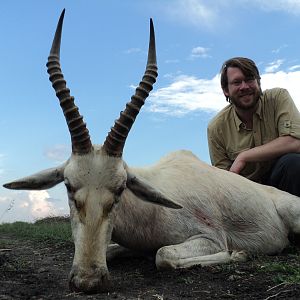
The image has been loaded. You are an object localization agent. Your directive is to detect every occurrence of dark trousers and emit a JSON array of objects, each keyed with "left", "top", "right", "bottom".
[{"left": 265, "top": 153, "right": 300, "bottom": 197}]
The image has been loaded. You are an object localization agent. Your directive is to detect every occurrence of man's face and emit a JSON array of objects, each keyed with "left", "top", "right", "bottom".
[{"left": 223, "top": 67, "right": 261, "bottom": 110}]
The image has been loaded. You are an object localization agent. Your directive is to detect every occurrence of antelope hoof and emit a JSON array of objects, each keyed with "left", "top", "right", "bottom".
[{"left": 231, "top": 250, "right": 248, "bottom": 262}]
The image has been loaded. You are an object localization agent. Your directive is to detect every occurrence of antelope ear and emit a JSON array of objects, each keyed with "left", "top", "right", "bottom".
[
  {"left": 3, "top": 163, "right": 66, "bottom": 190},
  {"left": 126, "top": 172, "right": 182, "bottom": 209}
]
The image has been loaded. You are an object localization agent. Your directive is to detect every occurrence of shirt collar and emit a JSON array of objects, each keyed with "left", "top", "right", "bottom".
[
  {"left": 232, "top": 108, "right": 243, "bottom": 131},
  {"left": 255, "top": 96, "right": 263, "bottom": 119},
  {"left": 232, "top": 96, "right": 263, "bottom": 131}
]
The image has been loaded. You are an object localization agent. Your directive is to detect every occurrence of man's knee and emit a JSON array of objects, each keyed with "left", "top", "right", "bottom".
[
  {"left": 271, "top": 153, "right": 300, "bottom": 177},
  {"left": 269, "top": 153, "right": 300, "bottom": 196}
]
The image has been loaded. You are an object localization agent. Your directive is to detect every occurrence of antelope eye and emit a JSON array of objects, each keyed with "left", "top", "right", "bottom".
[
  {"left": 115, "top": 186, "right": 125, "bottom": 197},
  {"left": 115, "top": 182, "right": 126, "bottom": 197}
]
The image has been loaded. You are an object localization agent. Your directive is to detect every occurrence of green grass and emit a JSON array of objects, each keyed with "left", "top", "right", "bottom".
[
  {"left": 0, "top": 239, "right": 9, "bottom": 249},
  {"left": 261, "top": 260, "right": 300, "bottom": 284},
  {"left": 0, "top": 216, "right": 72, "bottom": 243}
]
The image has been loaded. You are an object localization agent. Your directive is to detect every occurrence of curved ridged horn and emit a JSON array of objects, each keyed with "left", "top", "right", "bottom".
[
  {"left": 103, "top": 18, "right": 158, "bottom": 157},
  {"left": 46, "top": 9, "right": 92, "bottom": 154}
]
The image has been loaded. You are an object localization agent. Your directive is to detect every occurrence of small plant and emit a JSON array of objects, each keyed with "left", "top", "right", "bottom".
[
  {"left": 261, "top": 261, "right": 300, "bottom": 284},
  {"left": 0, "top": 199, "right": 15, "bottom": 222},
  {"left": 0, "top": 240, "right": 9, "bottom": 249}
]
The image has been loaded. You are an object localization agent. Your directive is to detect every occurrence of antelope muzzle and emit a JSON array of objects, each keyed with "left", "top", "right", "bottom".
[{"left": 69, "top": 264, "right": 111, "bottom": 293}]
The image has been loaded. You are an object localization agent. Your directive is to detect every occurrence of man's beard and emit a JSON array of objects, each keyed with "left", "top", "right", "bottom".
[{"left": 229, "top": 89, "right": 260, "bottom": 111}]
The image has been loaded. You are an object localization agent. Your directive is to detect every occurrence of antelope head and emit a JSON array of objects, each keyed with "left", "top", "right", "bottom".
[{"left": 3, "top": 10, "right": 181, "bottom": 293}]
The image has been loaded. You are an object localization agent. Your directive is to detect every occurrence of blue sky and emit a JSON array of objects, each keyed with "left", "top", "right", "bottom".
[{"left": 1, "top": 0, "right": 300, "bottom": 223}]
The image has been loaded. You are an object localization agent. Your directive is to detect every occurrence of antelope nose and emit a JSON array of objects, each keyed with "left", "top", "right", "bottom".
[{"left": 69, "top": 265, "right": 111, "bottom": 294}]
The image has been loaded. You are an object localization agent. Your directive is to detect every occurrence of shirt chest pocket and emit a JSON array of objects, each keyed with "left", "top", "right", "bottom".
[
  {"left": 226, "top": 130, "right": 255, "bottom": 161},
  {"left": 227, "top": 147, "right": 251, "bottom": 161}
]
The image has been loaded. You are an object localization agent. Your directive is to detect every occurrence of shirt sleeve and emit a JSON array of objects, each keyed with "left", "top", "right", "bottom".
[
  {"left": 275, "top": 89, "right": 300, "bottom": 139},
  {"left": 207, "top": 125, "right": 232, "bottom": 170}
]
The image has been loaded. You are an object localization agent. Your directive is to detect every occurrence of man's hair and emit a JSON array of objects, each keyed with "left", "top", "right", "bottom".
[{"left": 220, "top": 57, "right": 261, "bottom": 91}]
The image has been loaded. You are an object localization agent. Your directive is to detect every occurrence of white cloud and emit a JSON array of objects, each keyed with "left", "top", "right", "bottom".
[
  {"left": 44, "top": 144, "right": 70, "bottom": 163},
  {"left": 0, "top": 196, "right": 9, "bottom": 203},
  {"left": 148, "top": 74, "right": 224, "bottom": 116},
  {"left": 264, "top": 59, "right": 284, "bottom": 73},
  {"left": 165, "top": 59, "right": 180, "bottom": 64},
  {"left": 190, "top": 47, "right": 211, "bottom": 59},
  {"left": 163, "top": 71, "right": 183, "bottom": 80},
  {"left": 26, "top": 190, "right": 57, "bottom": 219},
  {"left": 125, "top": 48, "right": 142, "bottom": 54},
  {"left": 261, "top": 71, "right": 300, "bottom": 109},
  {"left": 0, "top": 190, "right": 68, "bottom": 223},
  {"left": 247, "top": 0, "right": 300, "bottom": 15},
  {"left": 148, "top": 70, "right": 300, "bottom": 116},
  {"left": 272, "top": 44, "right": 288, "bottom": 54},
  {"left": 0, "top": 153, "right": 5, "bottom": 178},
  {"left": 161, "top": 0, "right": 300, "bottom": 31},
  {"left": 288, "top": 65, "right": 300, "bottom": 71},
  {"left": 163, "top": 0, "right": 220, "bottom": 30}
]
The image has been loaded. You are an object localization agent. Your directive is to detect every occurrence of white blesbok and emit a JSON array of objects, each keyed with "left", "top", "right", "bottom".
[{"left": 3, "top": 10, "right": 300, "bottom": 294}]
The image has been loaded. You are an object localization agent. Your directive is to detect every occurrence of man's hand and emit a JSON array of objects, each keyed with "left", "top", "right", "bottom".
[
  {"left": 229, "top": 136, "right": 300, "bottom": 174},
  {"left": 230, "top": 153, "right": 246, "bottom": 174}
]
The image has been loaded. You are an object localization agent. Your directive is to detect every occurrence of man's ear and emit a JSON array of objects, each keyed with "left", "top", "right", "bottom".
[
  {"left": 222, "top": 87, "right": 229, "bottom": 98},
  {"left": 3, "top": 163, "right": 66, "bottom": 190},
  {"left": 126, "top": 172, "right": 182, "bottom": 209}
]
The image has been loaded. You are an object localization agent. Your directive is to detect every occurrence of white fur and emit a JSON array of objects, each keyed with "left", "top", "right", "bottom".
[{"left": 5, "top": 146, "right": 300, "bottom": 292}]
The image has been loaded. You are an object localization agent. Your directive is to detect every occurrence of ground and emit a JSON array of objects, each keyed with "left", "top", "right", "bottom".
[{"left": 1, "top": 234, "right": 300, "bottom": 300}]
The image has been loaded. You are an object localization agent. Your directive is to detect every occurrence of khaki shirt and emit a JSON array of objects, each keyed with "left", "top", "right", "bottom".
[{"left": 207, "top": 88, "right": 300, "bottom": 182}]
